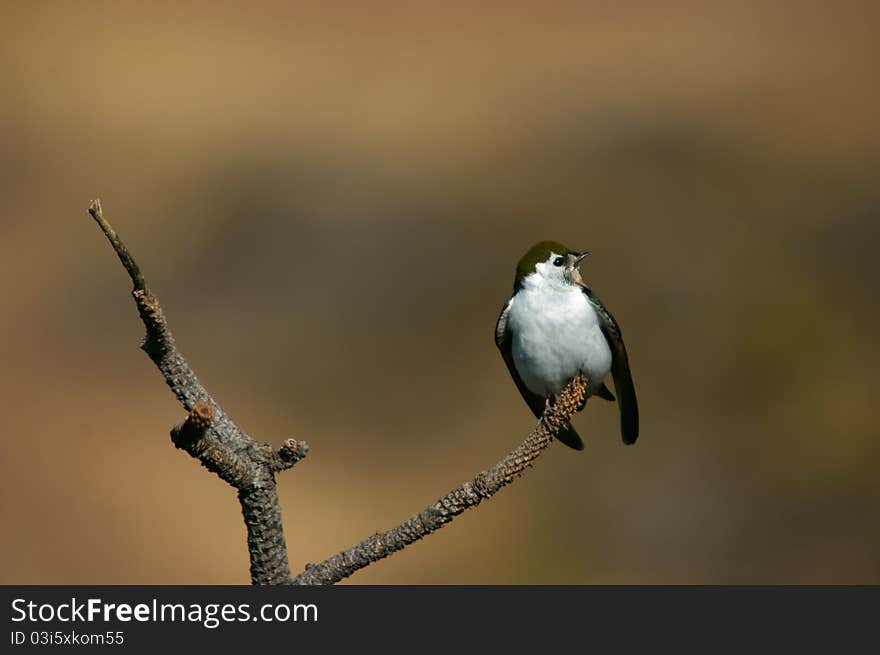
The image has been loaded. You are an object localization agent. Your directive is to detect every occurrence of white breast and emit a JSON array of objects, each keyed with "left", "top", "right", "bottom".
[{"left": 507, "top": 282, "right": 612, "bottom": 397}]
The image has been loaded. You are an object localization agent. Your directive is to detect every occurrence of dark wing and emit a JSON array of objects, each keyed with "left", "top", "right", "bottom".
[
  {"left": 495, "top": 297, "right": 584, "bottom": 450},
  {"left": 582, "top": 287, "right": 639, "bottom": 444}
]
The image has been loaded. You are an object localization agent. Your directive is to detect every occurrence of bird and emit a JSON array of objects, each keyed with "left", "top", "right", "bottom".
[{"left": 495, "top": 241, "right": 639, "bottom": 449}]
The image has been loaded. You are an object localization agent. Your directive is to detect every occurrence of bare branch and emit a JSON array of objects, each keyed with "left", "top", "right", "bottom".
[
  {"left": 88, "top": 200, "right": 304, "bottom": 585},
  {"left": 291, "top": 374, "right": 589, "bottom": 585},
  {"left": 89, "top": 199, "right": 145, "bottom": 292}
]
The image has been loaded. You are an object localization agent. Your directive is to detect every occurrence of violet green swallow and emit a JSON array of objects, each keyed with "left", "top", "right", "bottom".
[{"left": 495, "top": 241, "right": 639, "bottom": 449}]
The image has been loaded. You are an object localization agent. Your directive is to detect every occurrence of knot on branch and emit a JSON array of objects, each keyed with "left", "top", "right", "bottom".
[
  {"left": 171, "top": 402, "right": 214, "bottom": 447},
  {"left": 170, "top": 403, "right": 257, "bottom": 489},
  {"left": 133, "top": 289, "right": 161, "bottom": 317},
  {"left": 269, "top": 438, "right": 310, "bottom": 473},
  {"left": 132, "top": 289, "right": 172, "bottom": 357}
]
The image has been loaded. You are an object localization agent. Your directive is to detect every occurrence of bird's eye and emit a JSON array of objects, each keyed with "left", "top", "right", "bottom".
[{"left": 553, "top": 257, "right": 564, "bottom": 267}]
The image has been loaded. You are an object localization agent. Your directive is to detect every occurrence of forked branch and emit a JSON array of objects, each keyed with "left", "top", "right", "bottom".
[
  {"left": 88, "top": 199, "right": 587, "bottom": 585},
  {"left": 89, "top": 199, "right": 304, "bottom": 585}
]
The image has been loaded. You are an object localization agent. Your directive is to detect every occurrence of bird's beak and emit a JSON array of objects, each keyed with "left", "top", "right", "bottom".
[{"left": 575, "top": 251, "right": 591, "bottom": 266}]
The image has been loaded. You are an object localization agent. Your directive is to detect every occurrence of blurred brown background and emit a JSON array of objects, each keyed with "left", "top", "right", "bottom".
[{"left": 2, "top": 2, "right": 878, "bottom": 584}]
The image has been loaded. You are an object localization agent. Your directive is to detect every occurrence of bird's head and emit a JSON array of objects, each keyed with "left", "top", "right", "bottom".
[{"left": 514, "top": 241, "right": 590, "bottom": 290}]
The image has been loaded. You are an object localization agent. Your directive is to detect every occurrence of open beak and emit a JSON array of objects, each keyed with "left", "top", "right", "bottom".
[{"left": 574, "top": 251, "right": 591, "bottom": 266}]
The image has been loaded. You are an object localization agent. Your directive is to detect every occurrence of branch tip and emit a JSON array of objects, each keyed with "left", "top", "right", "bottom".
[
  {"left": 88, "top": 198, "right": 102, "bottom": 218},
  {"left": 272, "top": 438, "right": 310, "bottom": 472},
  {"left": 87, "top": 199, "right": 146, "bottom": 291}
]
